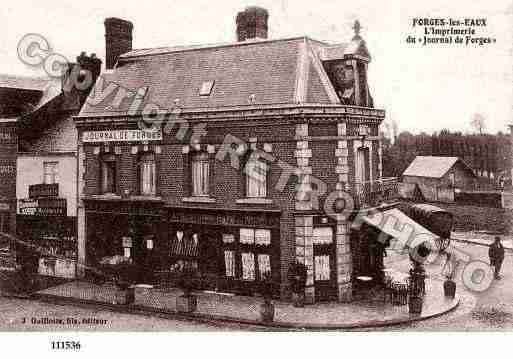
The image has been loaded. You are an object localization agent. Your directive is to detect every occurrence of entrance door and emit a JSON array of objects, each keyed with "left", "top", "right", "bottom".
[
  {"left": 313, "top": 227, "right": 336, "bottom": 301},
  {"left": 198, "top": 228, "right": 221, "bottom": 290}
]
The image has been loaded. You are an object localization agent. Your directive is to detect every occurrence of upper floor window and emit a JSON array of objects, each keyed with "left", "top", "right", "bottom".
[
  {"left": 101, "top": 154, "right": 117, "bottom": 194},
  {"left": 139, "top": 152, "right": 156, "bottom": 196},
  {"left": 245, "top": 155, "right": 268, "bottom": 198},
  {"left": 191, "top": 152, "right": 209, "bottom": 197},
  {"left": 43, "top": 162, "right": 58, "bottom": 184}
]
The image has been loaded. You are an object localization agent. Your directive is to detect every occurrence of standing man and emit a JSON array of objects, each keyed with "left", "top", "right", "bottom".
[{"left": 489, "top": 236, "right": 505, "bottom": 279}]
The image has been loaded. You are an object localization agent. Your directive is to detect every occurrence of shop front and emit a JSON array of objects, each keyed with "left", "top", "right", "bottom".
[
  {"left": 166, "top": 207, "right": 281, "bottom": 297},
  {"left": 83, "top": 198, "right": 165, "bottom": 283},
  {"left": 16, "top": 183, "right": 77, "bottom": 278},
  {"left": 84, "top": 199, "right": 282, "bottom": 296}
]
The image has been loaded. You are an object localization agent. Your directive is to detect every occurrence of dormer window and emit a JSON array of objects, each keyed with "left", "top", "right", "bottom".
[{"left": 199, "top": 81, "right": 215, "bottom": 96}]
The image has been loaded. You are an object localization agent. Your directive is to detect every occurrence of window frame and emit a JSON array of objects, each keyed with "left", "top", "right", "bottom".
[
  {"left": 243, "top": 151, "right": 269, "bottom": 199},
  {"left": 43, "top": 161, "right": 58, "bottom": 185},
  {"left": 100, "top": 154, "right": 117, "bottom": 195},
  {"left": 191, "top": 151, "right": 210, "bottom": 197},
  {"left": 138, "top": 152, "right": 157, "bottom": 196}
]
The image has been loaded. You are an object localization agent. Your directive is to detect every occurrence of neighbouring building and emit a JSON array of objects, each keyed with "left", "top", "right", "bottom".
[
  {"left": 0, "top": 75, "right": 55, "bottom": 270},
  {"left": 73, "top": 8, "right": 410, "bottom": 304},
  {"left": 14, "top": 53, "right": 101, "bottom": 278},
  {"left": 401, "top": 156, "right": 477, "bottom": 202}
]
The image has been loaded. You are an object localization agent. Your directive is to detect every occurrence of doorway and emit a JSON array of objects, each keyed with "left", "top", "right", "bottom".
[{"left": 313, "top": 226, "right": 336, "bottom": 301}]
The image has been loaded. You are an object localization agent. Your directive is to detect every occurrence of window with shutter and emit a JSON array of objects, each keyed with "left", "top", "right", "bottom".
[
  {"left": 139, "top": 152, "right": 156, "bottom": 196},
  {"left": 191, "top": 152, "right": 209, "bottom": 196},
  {"left": 245, "top": 156, "right": 268, "bottom": 198},
  {"left": 101, "top": 155, "right": 117, "bottom": 194}
]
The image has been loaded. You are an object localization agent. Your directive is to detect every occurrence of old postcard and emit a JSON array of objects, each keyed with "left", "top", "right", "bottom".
[{"left": 0, "top": 0, "right": 512, "bottom": 355}]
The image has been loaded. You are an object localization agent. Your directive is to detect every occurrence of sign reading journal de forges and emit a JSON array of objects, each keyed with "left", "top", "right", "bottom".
[{"left": 82, "top": 129, "right": 162, "bottom": 143}]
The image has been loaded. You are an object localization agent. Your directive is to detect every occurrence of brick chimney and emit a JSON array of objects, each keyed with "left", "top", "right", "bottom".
[
  {"left": 61, "top": 52, "right": 102, "bottom": 107},
  {"left": 76, "top": 52, "right": 102, "bottom": 104},
  {"left": 236, "top": 6, "right": 269, "bottom": 42},
  {"left": 104, "top": 17, "right": 133, "bottom": 70}
]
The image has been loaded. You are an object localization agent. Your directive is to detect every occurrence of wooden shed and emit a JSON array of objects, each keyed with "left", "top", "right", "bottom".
[{"left": 401, "top": 156, "right": 477, "bottom": 202}]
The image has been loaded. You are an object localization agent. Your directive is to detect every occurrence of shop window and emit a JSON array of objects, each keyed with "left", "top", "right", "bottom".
[
  {"left": 255, "top": 229, "right": 271, "bottom": 245},
  {"left": 43, "top": 161, "right": 58, "bottom": 184},
  {"left": 240, "top": 228, "right": 271, "bottom": 245},
  {"left": 241, "top": 252, "right": 255, "bottom": 281},
  {"left": 224, "top": 250, "right": 235, "bottom": 277},
  {"left": 257, "top": 254, "right": 271, "bottom": 277},
  {"left": 240, "top": 228, "right": 254, "bottom": 244},
  {"left": 191, "top": 152, "right": 209, "bottom": 196},
  {"left": 222, "top": 234, "right": 235, "bottom": 244},
  {"left": 313, "top": 227, "right": 333, "bottom": 245},
  {"left": 314, "top": 255, "right": 330, "bottom": 281},
  {"left": 101, "top": 155, "right": 117, "bottom": 194},
  {"left": 236, "top": 228, "right": 272, "bottom": 282},
  {"left": 245, "top": 154, "right": 268, "bottom": 198},
  {"left": 139, "top": 152, "right": 156, "bottom": 196}
]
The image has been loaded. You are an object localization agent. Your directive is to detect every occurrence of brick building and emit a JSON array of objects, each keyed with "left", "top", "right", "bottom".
[
  {"left": 75, "top": 8, "right": 399, "bottom": 303},
  {"left": 12, "top": 54, "right": 100, "bottom": 278}
]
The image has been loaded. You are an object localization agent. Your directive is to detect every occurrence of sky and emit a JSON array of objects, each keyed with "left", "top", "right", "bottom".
[{"left": 1, "top": 0, "right": 512, "bottom": 134}]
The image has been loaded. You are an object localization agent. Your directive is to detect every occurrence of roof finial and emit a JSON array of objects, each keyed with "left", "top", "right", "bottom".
[{"left": 352, "top": 20, "right": 362, "bottom": 40}]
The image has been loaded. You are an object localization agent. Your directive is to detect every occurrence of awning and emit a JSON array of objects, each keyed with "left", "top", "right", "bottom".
[{"left": 360, "top": 208, "right": 439, "bottom": 250}]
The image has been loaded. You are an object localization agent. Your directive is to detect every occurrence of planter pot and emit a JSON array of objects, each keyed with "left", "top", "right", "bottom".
[
  {"left": 260, "top": 301, "right": 275, "bottom": 323},
  {"left": 408, "top": 296, "right": 423, "bottom": 315},
  {"left": 176, "top": 294, "right": 197, "bottom": 313},
  {"left": 292, "top": 292, "right": 305, "bottom": 307},
  {"left": 443, "top": 279, "right": 456, "bottom": 298}
]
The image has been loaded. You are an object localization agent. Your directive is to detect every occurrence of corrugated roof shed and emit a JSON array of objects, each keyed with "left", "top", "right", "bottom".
[{"left": 402, "top": 156, "right": 476, "bottom": 178}]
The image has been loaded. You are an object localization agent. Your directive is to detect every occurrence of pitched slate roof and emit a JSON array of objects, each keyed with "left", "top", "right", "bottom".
[
  {"left": 0, "top": 74, "right": 50, "bottom": 91},
  {"left": 402, "top": 156, "right": 476, "bottom": 178},
  {"left": 79, "top": 36, "right": 370, "bottom": 117}
]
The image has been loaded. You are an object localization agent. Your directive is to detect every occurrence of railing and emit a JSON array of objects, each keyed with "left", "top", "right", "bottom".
[{"left": 353, "top": 177, "right": 399, "bottom": 209}]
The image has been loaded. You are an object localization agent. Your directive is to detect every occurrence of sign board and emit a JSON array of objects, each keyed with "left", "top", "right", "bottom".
[
  {"left": 19, "top": 198, "right": 67, "bottom": 216},
  {"left": 29, "top": 183, "right": 59, "bottom": 199},
  {"left": 82, "top": 129, "right": 162, "bottom": 143}
]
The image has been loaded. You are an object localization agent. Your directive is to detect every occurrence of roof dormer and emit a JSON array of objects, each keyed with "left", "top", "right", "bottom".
[{"left": 319, "top": 20, "right": 373, "bottom": 107}]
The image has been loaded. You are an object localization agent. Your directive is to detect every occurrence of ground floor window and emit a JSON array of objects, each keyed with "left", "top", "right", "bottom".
[
  {"left": 16, "top": 215, "right": 77, "bottom": 279},
  {"left": 166, "top": 223, "right": 277, "bottom": 294},
  {"left": 241, "top": 252, "right": 256, "bottom": 280},
  {"left": 233, "top": 228, "right": 272, "bottom": 281},
  {"left": 224, "top": 250, "right": 235, "bottom": 277}
]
